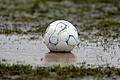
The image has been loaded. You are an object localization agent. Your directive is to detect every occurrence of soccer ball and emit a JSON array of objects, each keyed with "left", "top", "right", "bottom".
[{"left": 44, "top": 20, "right": 79, "bottom": 52}]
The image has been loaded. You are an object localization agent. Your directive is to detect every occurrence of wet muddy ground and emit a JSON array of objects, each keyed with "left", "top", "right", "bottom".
[
  {"left": 0, "top": 0, "right": 120, "bottom": 79},
  {"left": 0, "top": 34, "right": 119, "bottom": 68}
]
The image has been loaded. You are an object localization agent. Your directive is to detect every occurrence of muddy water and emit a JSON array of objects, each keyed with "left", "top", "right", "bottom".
[{"left": 0, "top": 34, "right": 120, "bottom": 67}]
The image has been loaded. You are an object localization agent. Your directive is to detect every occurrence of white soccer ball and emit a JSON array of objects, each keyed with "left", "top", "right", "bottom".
[{"left": 44, "top": 20, "right": 79, "bottom": 52}]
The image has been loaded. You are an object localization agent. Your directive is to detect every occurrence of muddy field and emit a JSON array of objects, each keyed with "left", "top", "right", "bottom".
[
  {"left": 0, "top": 0, "right": 120, "bottom": 80},
  {"left": 0, "top": 34, "right": 120, "bottom": 67}
]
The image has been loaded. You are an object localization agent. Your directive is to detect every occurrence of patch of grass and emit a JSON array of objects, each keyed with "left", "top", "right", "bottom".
[
  {"left": 0, "top": 63, "right": 120, "bottom": 79},
  {"left": 0, "top": 28, "right": 22, "bottom": 34},
  {"left": 11, "top": 16, "right": 39, "bottom": 22},
  {"left": 70, "top": 0, "right": 120, "bottom": 4},
  {"left": 27, "top": 24, "right": 48, "bottom": 33},
  {"left": 98, "top": 20, "right": 120, "bottom": 31},
  {"left": 82, "top": 19, "right": 120, "bottom": 32},
  {"left": 0, "top": 24, "right": 48, "bottom": 34},
  {"left": 8, "top": 64, "right": 33, "bottom": 75}
]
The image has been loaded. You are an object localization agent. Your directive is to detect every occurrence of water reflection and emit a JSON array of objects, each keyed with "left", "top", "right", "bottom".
[{"left": 44, "top": 52, "right": 75, "bottom": 66}]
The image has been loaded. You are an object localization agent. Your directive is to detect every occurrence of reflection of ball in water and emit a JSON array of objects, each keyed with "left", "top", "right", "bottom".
[
  {"left": 44, "top": 20, "right": 79, "bottom": 52},
  {"left": 44, "top": 52, "right": 75, "bottom": 66}
]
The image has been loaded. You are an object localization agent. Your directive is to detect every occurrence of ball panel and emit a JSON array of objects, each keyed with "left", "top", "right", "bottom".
[
  {"left": 59, "top": 31, "right": 69, "bottom": 42},
  {"left": 66, "top": 45, "right": 74, "bottom": 51},
  {"left": 49, "top": 34, "right": 58, "bottom": 45},
  {"left": 46, "top": 25, "right": 55, "bottom": 35},
  {"left": 47, "top": 43, "right": 57, "bottom": 51},
  {"left": 56, "top": 41, "right": 68, "bottom": 51},
  {"left": 67, "top": 35, "right": 77, "bottom": 46}
]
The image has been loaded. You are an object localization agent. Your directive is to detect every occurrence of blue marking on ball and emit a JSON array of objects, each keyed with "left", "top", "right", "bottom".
[{"left": 44, "top": 20, "right": 79, "bottom": 52}]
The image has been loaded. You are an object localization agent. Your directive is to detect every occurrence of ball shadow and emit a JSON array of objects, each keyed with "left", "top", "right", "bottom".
[{"left": 44, "top": 52, "right": 75, "bottom": 66}]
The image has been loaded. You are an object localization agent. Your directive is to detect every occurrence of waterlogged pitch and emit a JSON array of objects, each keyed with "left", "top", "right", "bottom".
[{"left": 44, "top": 20, "right": 79, "bottom": 52}]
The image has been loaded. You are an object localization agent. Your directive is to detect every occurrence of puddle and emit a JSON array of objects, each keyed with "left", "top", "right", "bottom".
[
  {"left": 0, "top": 34, "right": 120, "bottom": 67},
  {"left": 44, "top": 52, "right": 75, "bottom": 66}
]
